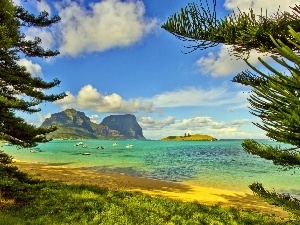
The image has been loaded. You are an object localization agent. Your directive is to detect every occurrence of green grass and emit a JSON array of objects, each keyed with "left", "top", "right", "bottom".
[
  {"left": 1, "top": 182, "right": 292, "bottom": 225},
  {"left": 0, "top": 152, "right": 297, "bottom": 225}
]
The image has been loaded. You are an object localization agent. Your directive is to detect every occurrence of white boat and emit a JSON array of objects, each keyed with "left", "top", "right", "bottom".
[
  {"left": 113, "top": 142, "right": 118, "bottom": 146},
  {"left": 82, "top": 152, "right": 91, "bottom": 155},
  {"left": 4, "top": 142, "right": 12, "bottom": 146},
  {"left": 74, "top": 142, "right": 84, "bottom": 146},
  {"left": 30, "top": 147, "right": 42, "bottom": 153},
  {"left": 126, "top": 144, "right": 133, "bottom": 148}
]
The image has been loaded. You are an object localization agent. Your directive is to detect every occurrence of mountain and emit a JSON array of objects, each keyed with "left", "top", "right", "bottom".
[
  {"left": 41, "top": 109, "right": 146, "bottom": 140},
  {"left": 100, "top": 114, "right": 145, "bottom": 140}
]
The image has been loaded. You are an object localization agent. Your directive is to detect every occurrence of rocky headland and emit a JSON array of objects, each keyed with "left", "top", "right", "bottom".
[{"left": 41, "top": 109, "right": 146, "bottom": 140}]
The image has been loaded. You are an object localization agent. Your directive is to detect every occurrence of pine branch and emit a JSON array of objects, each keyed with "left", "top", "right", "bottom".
[
  {"left": 249, "top": 182, "right": 300, "bottom": 216},
  {"left": 15, "top": 7, "right": 60, "bottom": 27},
  {"left": 242, "top": 139, "right": 300, "bottom": 167},
  {"left": 162, "top": 2, "right": 300, "bottom": 57}
]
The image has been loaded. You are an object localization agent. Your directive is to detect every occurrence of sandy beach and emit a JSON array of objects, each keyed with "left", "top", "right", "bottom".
[{"left": 12, "top": 160, "right": 289, "bottom": 219}]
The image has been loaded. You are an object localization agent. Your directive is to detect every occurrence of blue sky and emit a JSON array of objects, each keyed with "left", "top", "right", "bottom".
[{"left": 14, "top": 0, "right": 298, "bottom": 140}]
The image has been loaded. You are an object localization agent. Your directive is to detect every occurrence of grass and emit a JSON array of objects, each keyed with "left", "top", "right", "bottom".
[{"left": 0, "top": 152, "right": 297, "bottom": 225}]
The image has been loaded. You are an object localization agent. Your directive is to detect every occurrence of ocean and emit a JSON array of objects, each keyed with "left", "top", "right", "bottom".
[{"left": 1, "top": 139, "right": 299, "bottom": 196}]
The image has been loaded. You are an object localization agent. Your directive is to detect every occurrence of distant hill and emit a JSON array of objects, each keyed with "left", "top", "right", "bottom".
[
  {"left": 41, "top": 109, "right": 146, "bottom": 140},
  {"left": 162, "top": 134, "right": 217, "bottom": 141},
  {"left": 101, "top": 114, "right": 145, "bottom": 140}
]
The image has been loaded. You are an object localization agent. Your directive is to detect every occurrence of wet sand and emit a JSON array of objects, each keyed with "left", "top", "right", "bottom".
[{"left": 13, "top": 160, "right": 289, "bottom": 219}]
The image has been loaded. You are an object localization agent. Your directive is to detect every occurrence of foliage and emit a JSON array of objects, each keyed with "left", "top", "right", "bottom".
[
  {"left": 249, "top": 183, "right": 300, "bottom": 217},
  {"left": 161, "top": 0, "right": 300, "bottom": 57},
  {"left": 0, "top": 152, "right": 44, "bottom": 204},
  {"left": 0, "top": 0, "right": 66, "bottom": 148},
  {"left": 233, "top": 28, "right": 300, "bottom": 150},
  {"left": 235, "top": 26, "right": 300, "bottom": 216},
  {"left": 242, "top": 140, "right": 300, "bottom": 168},
  {"left": 0, "top": 151, "right": 13, "bottom": 165},
  {"left": 162, "top": 0, "right": 300, "bottom": 216}
]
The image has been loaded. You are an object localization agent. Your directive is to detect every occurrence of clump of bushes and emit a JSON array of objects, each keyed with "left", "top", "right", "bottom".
[{"left": 0, "top": 151, "right": 45, "bottom": 204}]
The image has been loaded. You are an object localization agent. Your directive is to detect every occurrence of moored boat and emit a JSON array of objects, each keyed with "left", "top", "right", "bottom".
[
  {"left": 82, "top": 152, "right": 91, "bottom": 155},
  {"left": 74, "top": 142, "right": 84, "bottom": 146}
]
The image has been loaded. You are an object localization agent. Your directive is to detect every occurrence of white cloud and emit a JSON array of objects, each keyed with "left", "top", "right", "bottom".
[
  {"left": 230, "top": 119, "right": 252, "bottom": 126},
  {"left": 17, "top": 59, "right": 43, "bottom": 77},
  {"left": 195, "top": 45, "right": 270, "bottom": 77},
  {"left": 140, "top": 116, "right": 250, "bottom": 131},
  {"left": 56, "top": 85, "right": 249, "bottom": 115},
  {"left": 150, "top": 87, "right": 227, "bottom": 107},
  {"left": 139, "top": 116, "right": 264, "bottom": 140},
  {"left": 25, "top": 27, "right": 56, "bottom": 50},
  {"left": 24, "top": 112, "right": 51, "bottom": 126},
  {"left": 38, "top": 113, "right": 51, "bottom": 124},
  {"left": 174, "top": 117, "right": 226, "bottom": 130},
  {"left": 12, "top": 0, "right": 21, "bottom": 5},
  {"left": 55, "top": 0, "right": 158, "bottom": 56},
  {"left": 138, "top": 116, "right": 175, "bottom": 129},
  {"left": 36, "top": 0, "right": 52, "bottom": 15},
  {"left": 149, "top": 86, "right": 249, "bottom": 108},
  {"left": 88, "top": 114, "right": 100, "bottom": 123},
  {"left": 224, "top": 0, "right": 299, "bottom": 14},
  {"left": 56, "top": 84, "right": 155, "bottom": 113}
]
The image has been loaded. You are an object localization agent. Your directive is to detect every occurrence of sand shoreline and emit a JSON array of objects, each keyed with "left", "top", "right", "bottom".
[{"left": 12, "top": 160, "right": 289, "bottom": 218}]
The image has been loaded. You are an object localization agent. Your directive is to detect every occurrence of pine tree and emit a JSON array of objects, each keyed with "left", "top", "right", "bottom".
[
  {"left": 0, "top": 0, "right": 66, "bottom": 148},
  {"left": 162, "top": 0, "right": 300, "bottom": 215}
]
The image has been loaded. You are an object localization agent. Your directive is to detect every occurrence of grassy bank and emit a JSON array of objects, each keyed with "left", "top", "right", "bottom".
[
  {"left": 0, "top": 182, "right": 293, "bottom": 225},
  {"left": 0, "top": 153, "right": 297, "bottom": 224}
]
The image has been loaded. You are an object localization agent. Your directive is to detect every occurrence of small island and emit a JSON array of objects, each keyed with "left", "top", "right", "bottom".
[{"left": 162, "top": 133, "right": 217, "bottom": 141}]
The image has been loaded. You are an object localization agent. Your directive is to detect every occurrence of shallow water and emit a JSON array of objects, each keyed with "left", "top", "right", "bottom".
[{"left": 2, "top": 139, "right": 299, "bottom": 195}]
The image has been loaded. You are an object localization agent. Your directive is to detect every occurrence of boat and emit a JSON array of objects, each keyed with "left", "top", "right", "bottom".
[
  {"left": 74, "top": 142, "right": 84, "bottom": 146},
  {"left": 97, "top": 146, "right": 105, "bottom": 150},
  {"left": 113, "top": 142, "right": 118, "bottom": 146},
  {"left": 82, "top": 145, "right": 87, "bottom": 148},
  {"left": 82, "top": 152, "right": 91, "bottom": 155},
  {"left": 4, "top": 142, "right": 12, "bottom": 146},
  {"left": 30, "top": 147, "right": 42, "bottom": 153},
  {"left": 126, "top": 144, "right": 133, "bottom": 148}
]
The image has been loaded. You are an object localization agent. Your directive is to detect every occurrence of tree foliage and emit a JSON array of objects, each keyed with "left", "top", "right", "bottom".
[
  {"left": 0, "top": 0, "right": 66, "bottom": 147},
  {"left": 234, "top": 27, "right": 300, "bottom": 164},
  {"left": 162, "top": 0, "right": 300, "bottom": 57},
  {"left": 162, "top": 0, "right": 300, "bottom": 216}
]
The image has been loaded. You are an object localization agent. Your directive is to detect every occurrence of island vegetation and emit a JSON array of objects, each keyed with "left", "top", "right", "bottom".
[{"left": 162, "top": 133, "right": 217, "bottom": 141}]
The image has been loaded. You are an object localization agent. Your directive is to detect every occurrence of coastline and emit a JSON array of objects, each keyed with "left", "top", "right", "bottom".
[{"left": 12, "top": 160, "right": 289, "bottom": 219}]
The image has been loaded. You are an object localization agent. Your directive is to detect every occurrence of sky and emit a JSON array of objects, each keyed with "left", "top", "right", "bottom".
[{"left": 13, "top": 0, "right": 299, "bottom": 140}]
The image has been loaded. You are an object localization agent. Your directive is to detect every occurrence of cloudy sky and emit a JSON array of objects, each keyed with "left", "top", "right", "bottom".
[{"left": 15, "top": 0, "right": 298, "bottom": 140}]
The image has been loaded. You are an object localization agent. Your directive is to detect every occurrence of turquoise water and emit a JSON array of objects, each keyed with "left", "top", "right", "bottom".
[{"left": 1, "top": 139, "right": 299, "bottom": 195}]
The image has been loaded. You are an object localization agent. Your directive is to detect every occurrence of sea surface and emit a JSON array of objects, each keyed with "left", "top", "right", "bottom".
[{"left": 1, "top": 139, "right": 299, "bottom": 196}]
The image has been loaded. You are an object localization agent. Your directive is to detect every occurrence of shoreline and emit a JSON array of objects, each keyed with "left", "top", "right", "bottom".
[{"left": 12, "top": 160, "right": 289, "bottom": 219}]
